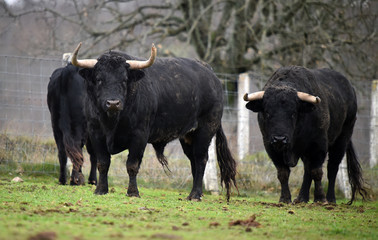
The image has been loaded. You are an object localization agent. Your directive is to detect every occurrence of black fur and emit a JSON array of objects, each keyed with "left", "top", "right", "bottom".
[
  {"left": 80, "top": 51, "right": 237, "bottom": 200},
  {"left": 245, "top": 66, "right": 368, "bottom": 204},
  {"left": 47, "top": 64, "right": 97, "bottom": 185}
]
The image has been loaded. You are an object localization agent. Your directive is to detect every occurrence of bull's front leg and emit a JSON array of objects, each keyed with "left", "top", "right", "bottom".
[
  {"left": 94, "top": 152, "right": 111, "bottom": 195},
  {"left": 187, "top": 152, "right": 208, "bottom": 201},
  {"left": 277, "top": 166, "right": 291, "bottom": 203},
  {"left": 126, "top": 138, "right": 147, "bottom": 198},
  {"left": 89, "top": 134, "right": 110, "bottom": 195}
]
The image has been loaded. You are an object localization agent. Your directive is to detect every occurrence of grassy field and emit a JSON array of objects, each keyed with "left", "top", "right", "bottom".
[{"left": 0, "top": 174, "right": 377, "bottom": 240}]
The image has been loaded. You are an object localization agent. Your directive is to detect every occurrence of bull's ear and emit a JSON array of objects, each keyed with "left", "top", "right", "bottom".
[
  {"left": 245, "top": 100, "right": 263, "bottom": 112},
  {"left": 299, "top": 101, "right": 316, "bottom": 113},
  {"left": 129, "top": 69, "right": 145, "bottom": 82}
]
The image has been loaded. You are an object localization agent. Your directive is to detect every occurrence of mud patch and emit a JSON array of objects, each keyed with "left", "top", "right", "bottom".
[
  {"left": 28, "top": 231, "right": 57, "bottom": 240},
  {"left": 257, "top": 202, "right": 284, "bottom": 208},
  {"left": 229, "top": 214, "right": 261, "bottom": 228},
  {"left": 150, "top": 233, "right": 182, "bottom": 239}
]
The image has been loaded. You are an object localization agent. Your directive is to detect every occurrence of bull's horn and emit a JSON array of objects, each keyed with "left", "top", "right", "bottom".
[
  {"left": 71, "top": 42, "right": 98, "bottom": 68},
  {"left": 297, "top": 92, "right": 321, "bottom": 104},
  {"left": 126, "top": 43, "right": 157, "bottom": 69},
  {"left": 243, "top": 91, "right": 265, "bottom": 101}
]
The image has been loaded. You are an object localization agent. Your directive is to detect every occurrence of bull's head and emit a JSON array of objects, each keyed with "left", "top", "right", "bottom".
[
  {"left": 71, "top": 42, "right": 157, "bottom": 119},
  {"left": 244, "top": 87, "right": 321, "bottom": 167}
]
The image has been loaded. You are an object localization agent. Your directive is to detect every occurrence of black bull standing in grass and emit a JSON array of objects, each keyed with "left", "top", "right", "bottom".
[
  {"left": 244, "top": 66, "right": 368, "bottom": 204},
  {"left": 47, "top": 64, "right": 97, "bottom": 185},
  {"left": 69, "top": 43, "right": 237, "bottom": 201}
]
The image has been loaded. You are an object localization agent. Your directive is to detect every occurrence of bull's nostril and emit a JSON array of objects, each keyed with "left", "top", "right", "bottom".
[
  {"left": 272, "top": 136, "right": 288, "bottom": 144},
  {"left": 106, "top": 100, "right": 121, "bottom": 108}
]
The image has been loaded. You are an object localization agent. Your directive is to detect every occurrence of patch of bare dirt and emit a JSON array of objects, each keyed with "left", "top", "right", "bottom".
[
  {"left": 229, "top": 214, "right": 261, "bottom": 228},
  {"left": 28, "top": 231, "right": 57, "bottom": 240},
  {"left": 257, "top": 202, "right": 284, "bottom": 208},
  {"left": 150, "top": 233, "right": 182, "bottom": 239}
]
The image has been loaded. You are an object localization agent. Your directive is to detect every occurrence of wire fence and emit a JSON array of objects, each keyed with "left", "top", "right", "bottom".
[{"left": 0, "top": 55, "right": 376, "bottom": 197}]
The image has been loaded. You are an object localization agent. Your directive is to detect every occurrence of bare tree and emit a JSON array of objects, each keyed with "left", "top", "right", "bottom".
[{"left": 1, "top": 0, "right": 377, "bottom": 80}]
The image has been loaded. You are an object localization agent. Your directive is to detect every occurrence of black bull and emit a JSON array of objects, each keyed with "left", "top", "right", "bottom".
[
  {"left": 47, "top": 64, "right": 97, "bottom": 185},
  {"left": 71, "top": 43, "right": 237, "bottom": 200},
  {"left": 244, "top": 66, "right": 368, "bottom": 204}
]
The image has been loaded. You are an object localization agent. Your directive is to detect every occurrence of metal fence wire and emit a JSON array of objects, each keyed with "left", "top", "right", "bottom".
[{"left": 0, "top": 55, "right": 375, "bottom": 196}]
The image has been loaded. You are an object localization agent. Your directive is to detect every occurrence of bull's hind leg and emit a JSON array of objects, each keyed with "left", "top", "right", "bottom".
[
  {"left": 69, "top": 148, "right": 85, "bottom": 186},
  {"left": 57, "top": 142, "right": 68, "bottom": 185},
  {"left": 294, "top": 160, "right": 311, "bottom": 203},
  {"left": 180, "top": 129, "right": 213, "bottom": 201},
  {"left": 327, "top": 116, "right": 356, "bottom": 203},
  {"left": 53, "top": 129, "right": 68, "bottom": 185},
  {"left": 86, "top": 139, "right": 97, "bottom": 185},
  {"left": 327, "top": 139, "right": 350, "bottom": 203},
  {"left": 311, "top": 167, "right": 327, "bottom": 203}
]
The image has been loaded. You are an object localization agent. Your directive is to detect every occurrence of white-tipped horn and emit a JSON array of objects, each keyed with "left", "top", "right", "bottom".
[
  {"left": 243, "top": 91, "right": 265, "bottom": 101},
  {"left": 71, "top": 42, "right": 98, "bottom": 68},
  {"left": 297, "top": 92, "right": 321, "bottom": 104},
  {"left": 126, "top": 43, "right": 157, "bottom": 69}
]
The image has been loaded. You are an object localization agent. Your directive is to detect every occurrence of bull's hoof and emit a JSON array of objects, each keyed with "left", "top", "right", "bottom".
[
  {"left": 70, "top": 172, "right": 85, "bottom": 186},
  {"left": 187, "top": 192, "right": 202, "bottom": 201},
  {"left": 127, "top": 192, "right": 140, "bottom": 198},
  {"left": 279, "top": 197, "right": 292, "bottom": 204},
  {"left": 127, "top": 186, "right": 140, "bottom": 197},
  {"left": 314, "top": 197, "right": 327, "bottom": 203},
  {"left": 94, "top": 189, "right": 108, "bottom": 195},
  {"left": 94, "top": 186, "right": 108, "bottom": 195},
  {"left": 59, "top": 180, "right": 66, "bottom": 185},
  {"left": 59, "top": 176, "right": 66, "bottom": 185},
  {"left": 293, "top": 196, "right": 309, "bottom": 204},
  {"left": 88, "top": 179, "right": 97, "bottom": 185}
]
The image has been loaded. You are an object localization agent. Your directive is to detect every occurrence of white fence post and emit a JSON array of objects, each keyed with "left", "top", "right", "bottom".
[
  {"left": 337, "top": 157, "right": 351, "bottom": 199},
  {"left": 370, "top": 80, "right": 378, "bottom": 168},
  {"left": 204, "top": 138, "right": 219, "bottom": 193},
  {"left": 237, "top": 73, "right": 250, "bottom": 160}
]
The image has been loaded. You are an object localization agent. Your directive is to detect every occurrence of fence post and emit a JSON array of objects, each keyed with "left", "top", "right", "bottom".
[
  {"left": 337, "top": 157, "right": 351, "bottom": 199},
  {"left": 203, "top": 137, "right": 219, "bottom": 193},
  {"left": 370, "top": 80, "right": 378, "bottom": 168},
  {"left": 237, "top": 73, "right": 250, "bottom": 160}
]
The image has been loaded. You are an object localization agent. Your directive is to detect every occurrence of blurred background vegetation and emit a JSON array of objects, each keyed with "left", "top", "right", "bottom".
[{"left": 1, "top": 0, "right": 377, "bottom": 81}]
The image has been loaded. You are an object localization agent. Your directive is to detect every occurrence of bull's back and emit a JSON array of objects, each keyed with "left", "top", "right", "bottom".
[
  {"left": 144, "top": 58, "right": 223, "bottom": 141},
  {"left": 311, "top": 68, "right": 357, "bottom": 144},
  {"left": 47, "top": 65, "right": 85, "bottom": 136}
]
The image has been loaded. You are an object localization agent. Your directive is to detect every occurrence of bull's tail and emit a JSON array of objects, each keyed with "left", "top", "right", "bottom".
[
  {"left": 153, "top": 143, "right": 171, "bottom": 174},
  {"left": 216, "top": 125, "right": 238, "bottom": 202},
  {"left": 63, "top": 134, "right": 83, "bottom": 172},
  {"left": 59, "top": 98, "right": 83, "bottom": 172},
  {"left": 346, "top": 141, "right": 369, "bottom": 204}
]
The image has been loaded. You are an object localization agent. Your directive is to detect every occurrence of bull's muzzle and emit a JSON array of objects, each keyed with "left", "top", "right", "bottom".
[
  {"left": 106, "top": 99, "right": 123, "bottom": 112},
  {"left": 271, "top": 135, "right": 288, "bottom": 150}
]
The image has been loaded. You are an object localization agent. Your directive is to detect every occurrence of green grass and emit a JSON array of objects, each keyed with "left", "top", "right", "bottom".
[{"left": 0, "top": 175, "right": 377, "bottom": 240}]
